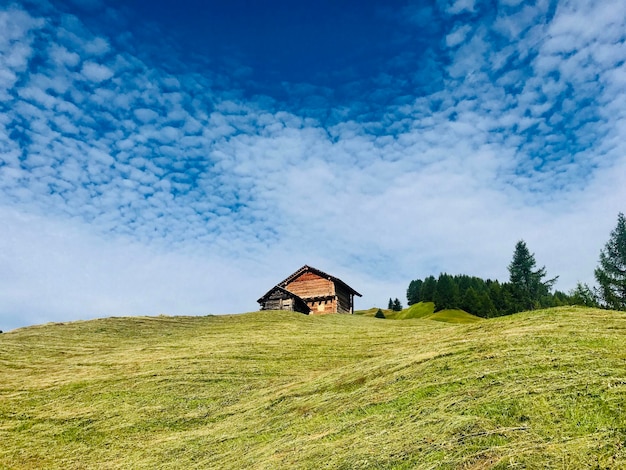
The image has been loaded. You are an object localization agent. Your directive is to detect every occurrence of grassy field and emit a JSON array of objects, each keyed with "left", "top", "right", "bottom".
[{"left": 1, "top": 307, "right": 625, "bottom": 469}]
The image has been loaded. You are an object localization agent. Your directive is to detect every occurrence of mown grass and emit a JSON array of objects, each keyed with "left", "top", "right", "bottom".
[
  {"left": 1, "top": 307, "right": 625, "bottom": 469},
  {"left": 356, "top": 302, "right": 482, "bottom": 323}
]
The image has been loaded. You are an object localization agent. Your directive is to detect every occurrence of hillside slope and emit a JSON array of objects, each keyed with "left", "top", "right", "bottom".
[
  {"left": 1, "top": 308, "right": 625, "bottom": 469},
  {"left": 356, "top": 302, "right": 482, "bottom": 323}
]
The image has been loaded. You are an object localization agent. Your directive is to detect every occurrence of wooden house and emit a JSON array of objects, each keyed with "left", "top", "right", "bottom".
[{"left": 257, "top": 265, "right": 362, "bottom": 315}]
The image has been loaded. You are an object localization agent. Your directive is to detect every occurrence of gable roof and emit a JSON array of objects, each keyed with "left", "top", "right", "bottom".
[
  {"left": 256, "top": 285, "right": 311, "bottom": 314},
  {"left": 277, "top": 265, "right": 362, "bottom": 297},
  {"left": 257, "top": 285, "right": 305, "bottom": 304}
]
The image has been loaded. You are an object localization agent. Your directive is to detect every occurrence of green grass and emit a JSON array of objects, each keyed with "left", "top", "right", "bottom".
[
  {"left": 356, "top": 302, "right": 482, "bottom": 323},
  {"left": 427, "top": 309, "right": 483, "bottom": 324},
  {"left": 400, "top": 301, "right": 437, "bottom": 319},
  {"left": 1, "top": 307, "right": 626, "bottom": 469}
]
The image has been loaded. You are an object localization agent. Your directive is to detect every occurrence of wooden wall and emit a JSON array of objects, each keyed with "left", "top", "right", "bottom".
[
  {"left": 285, "top": 272, "right": 335, "bottom": 299},
  {"left": 283, "top": 271, "right": 354, "bottom": 314},
  {"left": 336, "top": 286, "right": 352, "bottom": 314},
  {"left": 261, "top": 298, "right": 285, "bottom": 311},
  {"left": 260, "top": 290, "right": 289, "bottom": 311},
  {"left": 286, "top": 272, "right": 337, "bottom": 314},
  {"left": 305, "top": 298, "right": 337, "bottom": 315},
  {"left": 259, "top": 289, "right": 309, "bottom": 313}
]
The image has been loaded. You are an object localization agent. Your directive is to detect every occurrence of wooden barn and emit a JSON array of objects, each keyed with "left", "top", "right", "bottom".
[{"left": 257, "top": 265, "right": 362, "bottom": 315}]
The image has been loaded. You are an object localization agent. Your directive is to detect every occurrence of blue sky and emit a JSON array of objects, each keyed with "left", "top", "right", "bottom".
[{"left": 1, "top": 0, "right": 625, "bottom": 331}]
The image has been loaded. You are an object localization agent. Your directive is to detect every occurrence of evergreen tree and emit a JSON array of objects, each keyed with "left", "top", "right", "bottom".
[
  {"left": 434, "top": 273, "right": 459, "bottom": 310},
  {"left": 487, "top": 281, "right": 506, "bottom": 315},
  {"left": 500, "top": 283, "right": 517, "bottom": 315},
  {"left": 461, "top": 287, "right": 479, "bottom": 314},
  {"left": 420, "top": 275, "right": 437, "bottom": 301},
  {"left": 508, "top": 240, "right": 558, "bottom": 312},
  {"left": 392, "top": 298, "right": 403, "bottom": 311},
  {"left": 477, "top": 291, "right": 496, "bottom": 318},
  {"left": 375, "top": 308, "right": 386, "bottom": 319},
  {"left": 569, "top": 283, "right": 599, "bottom": 308},
  {"left": 594, "top": 212, "right": 626, "bottom": 310},
  {"left": 551, "top": 290, "right": 570, "bottom": 307},
  {"left": 388, "top": 298, "right": 393, "bottom": 310},
  {"left": 456, "top": 275, "right": 473, "bottom": 298},
  {"left": 407, "top": 279, "right": 423, "bottom": 305}
]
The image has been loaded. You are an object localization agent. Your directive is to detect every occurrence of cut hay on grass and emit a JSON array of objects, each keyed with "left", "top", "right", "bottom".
[{"left": 1, "top": 307, "right": 625, "bottom": 468}]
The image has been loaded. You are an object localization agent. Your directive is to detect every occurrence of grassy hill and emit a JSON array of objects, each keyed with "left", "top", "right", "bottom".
[
  {"left": 356, "top": 301, "right": 482, "bottom": 323},
  {"left": 1, "top": 307, "right": 625, "bottom": 468}
]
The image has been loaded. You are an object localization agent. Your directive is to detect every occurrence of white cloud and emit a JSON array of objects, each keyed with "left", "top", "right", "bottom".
[
  {"left": 0, "top": 7, "right": 43, "bottom": 99},
  {"left": 444, "top": 0, "right": 476, "bottom": 15},
  {"left": 84, "top": 36, "right": 110, "bottom": 56},
  {"left": 81, "top": 61, "right": 113, "bottom": 82},
  {"left": 0, "top": 6, "right": 44, "bottom": 44},
  {"left": 17, "top": 86, "right": 56, "bottom": 109},
  {"left": 49, "top": 43, "right": 81, "bottom": 67},
  {"left": 134, "top": 108, "right": 160, "bottom": 123},
  {"left": 445, "top": 25, "right": 472, "bottom": 47}
]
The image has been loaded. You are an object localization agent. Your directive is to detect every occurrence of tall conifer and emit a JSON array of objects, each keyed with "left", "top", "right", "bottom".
[
  {"left": 595, "top": 213, "right": 626, "bottom": 311},
  {"left": 508, "top": 240, "right": 557, "bottom": 312}
]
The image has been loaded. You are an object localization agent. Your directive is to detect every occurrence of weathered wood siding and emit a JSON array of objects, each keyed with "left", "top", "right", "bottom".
[
  {"left": 260, "top": 290, "right": 290, "bottom": 311},
  {"left": 336, "top": 286, "right": 352, "bottom": 314},
  {"left": 285, "top": 272, "right": 335, "bottom": 299},
  {"left": 259, "top": 288, "right": 309, "bottom": 314},
  {"left": 270, "top": 268, "right": 357, "bottom": 315},
  {"left": 306, "top": 298, "right": 337, "bottom": 315}
]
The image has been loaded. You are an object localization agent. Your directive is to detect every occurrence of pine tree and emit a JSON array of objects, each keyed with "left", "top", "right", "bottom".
[
  {"left": 508, "top": 240, "right": 558, "bottom": 312},
  {"left": 375, "top": 309, "right": 386, "bottom": 319},
  {"left": 434, "top": 273, "right": 459, "bottom": 311},
  {"left": 392, "top": 298, "right": 403, "bottom": 311},
  {"left": 461, "top": 287, "right": 479, "bottom": 314},
  {"left": 477, "top": 291, "right": 496, "bottom": 318},
  {"left": 407, "top": 279, "right": 423, "bottom": 305},
  {"left": 420, "top": 276, "right": 437, "bottom": 302},
  {"left": 487, "top": 281, "right": 505, "bottom": 315},
  {"left": 388, "top": 298, "right": 393, "bottom": 310},
  {"left": 594, "top": 213, "right": 626, "bottom": 311},
  {"left": 569, "top": 283, "right": 599, "bottom": 308}
]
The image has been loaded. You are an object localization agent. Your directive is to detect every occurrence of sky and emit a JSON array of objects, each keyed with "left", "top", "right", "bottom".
[{"left": 1, "top": 0, "right": 625, "bottom": 331}]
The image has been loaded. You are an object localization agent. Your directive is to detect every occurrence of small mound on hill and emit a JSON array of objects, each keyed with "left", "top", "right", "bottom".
[
  {"left": 356, "top": 302, "right": 482, "bottom": 323},
  {"left": 428, "top": 309, "right": 483, "bottom": 323},
  {"left": 397, "top": 301, "right": 436, "bottom": 319}
]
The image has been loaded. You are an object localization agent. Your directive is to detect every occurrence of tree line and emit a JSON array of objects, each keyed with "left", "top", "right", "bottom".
[{"left": 405, "top": 212, "right": 626, "bottom": 317}]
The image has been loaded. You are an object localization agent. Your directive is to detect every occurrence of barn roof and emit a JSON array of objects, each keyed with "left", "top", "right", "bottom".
[
  {"left": 257, "top": 286, "right": 311, "bottom": 314},
  {"left": 277, "top": 265, "right": 362, "bottom": 297}
]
